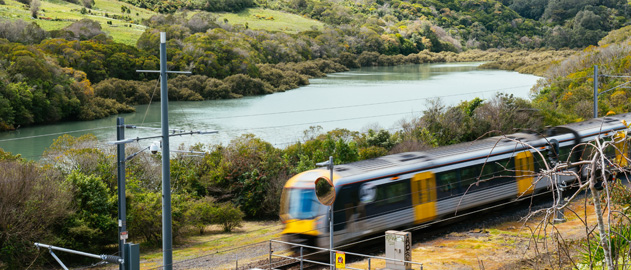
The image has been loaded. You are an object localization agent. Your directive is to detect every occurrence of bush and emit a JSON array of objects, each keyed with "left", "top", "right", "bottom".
[
  {"left": 186, "top": 197, "right": 215, "bottom": 235},
  {"left": 127, "top": 191, "right": 191, "bottom": 245},
  {"left": 212, "top": 203, "right": 244, "bottom": 232},
  {"left": 0, "top": 159, "right": 71, "bottom": 268},
  {"left": 222, "top": 74, "right": 274, "bottom": 98},
  {"left": 61, "top": 171, "right": 117, "bottom": 253},
  {"left": 580, "top": 221, "right": 631, "bottom": 268}
]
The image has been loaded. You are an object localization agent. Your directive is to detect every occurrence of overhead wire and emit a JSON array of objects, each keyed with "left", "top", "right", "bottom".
[
  {"left": 0, "top": 83, "right": 527, "bottom": 147},
  {"left": 141, "top": 76, "right": 161, "bottom": 126},
  {"left": 156, "top": 181, "right": 560, "bottom": 268},
  {"left": 13, "top": 86, "right": 616, "bottom": 267},
  {"left": 200, "top": 84, "right": 534, "bottom": 121},
  {"left": 0, "top": 126, "right": 112, "bottom": 142}
]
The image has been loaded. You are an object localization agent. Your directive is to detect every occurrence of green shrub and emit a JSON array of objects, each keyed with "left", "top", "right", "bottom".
[
  {"left": 62, "top": 171, "right": 117, "bottom": 253},
  {"left": 212, "top": 203, "right": 244, "bottom": 232},
  {"left": 186, "top": 197, "right": 216, "bottom": 235},
  {"left": 580, "top": 222, "right": 631, "bottom": 268}
]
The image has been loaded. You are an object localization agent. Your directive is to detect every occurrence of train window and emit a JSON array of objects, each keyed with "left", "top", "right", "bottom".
[
  {"left": 364, "top": 181, "right": 412, "bottom": 218},
  {"left": 533, "top": 150, "right": 547, "bottom": 170},
  {"left": 437, "top": 170, "right": 459, "bottom": 197},
  {"left": 493, "top": 159, "right": 514, "bottom": 177},
  {"left": 374, "top": 181, "right": 409, "bottom": 207},
  {"left": 360, "top": 183, "right": 377, "bottom": 203},
  {"left": 558, "top": 145, "right": 574, "bottom": 162},
  {"left": 288, "top": 189, "right": 319, "bottom": 219},
  {"left": 480, "top": 162, "right": 496, "bottom": 179},
  {"left": 460, "top": 165, "right": 481, "bottom": 192},
  {"left": 604, "top": 141, "right": 616, "bottom": 159}
]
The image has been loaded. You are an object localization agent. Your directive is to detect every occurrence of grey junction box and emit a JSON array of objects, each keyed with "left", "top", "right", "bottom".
[
  {"left": 124, "top": 243, "right": 140, "bottom": 270},
  {"left": 385, "top": 230, "right": 412, "bottom": 270}
]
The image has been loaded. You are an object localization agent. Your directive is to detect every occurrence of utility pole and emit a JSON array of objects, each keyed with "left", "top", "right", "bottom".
[
  {"left": 116, "top": 117, "right": 127, "bottom": 270},
  {"left": 594, "top": 65, "right": 598, "bottom": 118},
  {"left": 137, "top": 32, "right": 191, "bottom": 270},
  {"left": 315, "top": 156, "right": 335, "bottom": 270}
]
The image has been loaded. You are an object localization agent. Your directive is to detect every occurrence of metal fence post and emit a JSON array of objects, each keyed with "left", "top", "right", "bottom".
[
  {"left": 300, "top": 246, "right": 303, "bottom": 270},
  {"left": 269, "top": 241, "right": 272, "bottom": 270},
  {"left": 368, "top": 258, "right": 371, "bottom": 270}
]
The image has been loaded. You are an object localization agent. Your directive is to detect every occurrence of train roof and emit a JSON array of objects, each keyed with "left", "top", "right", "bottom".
[
  {"left": 332, "top": 113, "right": 631, "bottom": 180},
  {"left": 559, "top": 113, "right": 631, "bottom": 136}
]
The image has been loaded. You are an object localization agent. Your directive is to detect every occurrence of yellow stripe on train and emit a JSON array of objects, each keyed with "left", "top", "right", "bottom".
[
  {"left": 516, "top": 151, "right": 535, "bottom": 197},
  {"left": 411, "top": 171, "right": 437, "bottom": 224},
  {"left": 281, "top": 219, "right": 320, "bottom": 236}
]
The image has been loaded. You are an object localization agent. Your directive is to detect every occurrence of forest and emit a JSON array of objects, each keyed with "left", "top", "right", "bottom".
[{"left": 2, "top": 0, "right": 631, "bottom": 268}]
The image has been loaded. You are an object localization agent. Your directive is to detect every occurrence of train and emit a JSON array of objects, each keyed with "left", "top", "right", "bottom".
[{"left": 279, "top": 113, "right": 631, "bottom": 248}]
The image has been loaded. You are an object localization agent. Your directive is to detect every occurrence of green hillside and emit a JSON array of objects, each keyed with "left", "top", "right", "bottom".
[
  {"left": 213, "top": 8, "right": 324, "bottom": 33},
  {"left": 0, "top": 0, "right": 324, "bottom": 45},
  {"left": 0, "top": 0, "right": 153, "bottom": 45}
]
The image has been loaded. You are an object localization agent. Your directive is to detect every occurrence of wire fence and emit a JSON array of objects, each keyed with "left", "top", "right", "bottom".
[{"left": 146, "top": 241, "right": 289, "bottom": 270}]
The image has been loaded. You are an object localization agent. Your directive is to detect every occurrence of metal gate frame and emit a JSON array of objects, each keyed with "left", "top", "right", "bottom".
[{"left": 268, "top": 239, "right": 423, "bottom": 270}]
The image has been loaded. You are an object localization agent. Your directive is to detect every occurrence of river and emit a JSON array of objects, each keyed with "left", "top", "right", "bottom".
[{"left": 0, "top": 62, "right": 540, "bottom": 159}]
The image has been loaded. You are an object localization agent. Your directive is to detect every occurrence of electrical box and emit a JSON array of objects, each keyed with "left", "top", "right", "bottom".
[
  {"left": 124, "top": 243, "right": 140, "bottom": 270},
  {"left": 385, "top": 230, "right": 412, "bottom": 270}
]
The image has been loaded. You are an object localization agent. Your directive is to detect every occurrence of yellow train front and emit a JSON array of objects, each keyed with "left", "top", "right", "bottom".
[{"left": 280, "top": 114, "right": 631, "bottom": 249}]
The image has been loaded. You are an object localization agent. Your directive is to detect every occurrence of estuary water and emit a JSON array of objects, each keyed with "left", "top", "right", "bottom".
[{"left": 0, "top": 62, "right": 540, "bottom": 159}]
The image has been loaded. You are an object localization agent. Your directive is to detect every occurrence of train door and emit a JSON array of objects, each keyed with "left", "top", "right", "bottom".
[
  {"left": 515, "top": 151, "right": 535, "bottom": 196},
  {"left": 614, "top": 130, "right": 629, "bottom": 167},
  {"left": 411, "top": 171, "right": 436, "bottom": 224}
]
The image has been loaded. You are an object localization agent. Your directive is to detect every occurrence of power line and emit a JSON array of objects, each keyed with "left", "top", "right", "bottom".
[
  {"left": 202, "top": 84, "right": 533, "bottom": 121},
  {"left": 224, "top": 111, "right": 418, "bottom": 133},
  {"left": 0, "top": 126, "right": 112, "bottom": 143},
  {"left": 0, "top": 84, "right": 522, "bottom": 145},
  {"left": 0, "top": 81, "right": 546, "bottom": 161}
]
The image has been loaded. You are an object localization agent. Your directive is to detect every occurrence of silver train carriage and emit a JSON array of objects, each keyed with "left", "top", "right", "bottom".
[{"left": 279, "top": 113, "right": 631, "bottom": 248}]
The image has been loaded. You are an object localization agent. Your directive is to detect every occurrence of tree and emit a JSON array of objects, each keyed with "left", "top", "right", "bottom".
[
  {"left": 30, "top": 0, "right": 40, "bottom": 19},
  {"left": 81, "top": 0, "right": 93, "bottom": 8}
]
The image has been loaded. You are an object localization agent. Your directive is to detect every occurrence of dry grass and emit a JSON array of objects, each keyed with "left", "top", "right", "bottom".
[
  {"left": 134, "top": 220, "right": 283, "bottom": 269},
  {"left": 348, "top": 198, "right": 597, "bottom": 270}
]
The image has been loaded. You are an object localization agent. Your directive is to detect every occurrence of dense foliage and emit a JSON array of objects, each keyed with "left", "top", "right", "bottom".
[
  {"left": 1, "top": 0, "right": 631, "bottom": 130},
  {"left": 261, "top": 0, "right": 630, "bottom": 49},
  {"left": 531, "top": 25, "right": 631, "bottom": 124},
  {"left": 121, "top": 0, "right": 255, "bottom": 13},
  {"left": 0, "top": 33, "right": 134, "bottom": 130}
]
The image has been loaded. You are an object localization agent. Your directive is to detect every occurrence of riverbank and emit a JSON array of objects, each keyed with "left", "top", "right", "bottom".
[{"left": 0, "top": 61, "right": 541, "bottom": 159}]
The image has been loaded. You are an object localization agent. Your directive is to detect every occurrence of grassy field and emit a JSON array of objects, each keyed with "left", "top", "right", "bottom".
[
  {"left": 0, "top": 0, "right": 323, "bottom": 46},
  {"left": 138, "top": 221, "right": 284, "bottom": 269},
  {"left": 0, "top": 0, "right": 153, "bottom": 45},
  {"left": 213, "top": 8, "right": 324, "bottom": 33}
]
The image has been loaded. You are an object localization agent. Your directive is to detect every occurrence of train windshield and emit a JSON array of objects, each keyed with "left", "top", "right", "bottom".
[{"left": 288, "top": 188, "right": 319, "bottom": 219}]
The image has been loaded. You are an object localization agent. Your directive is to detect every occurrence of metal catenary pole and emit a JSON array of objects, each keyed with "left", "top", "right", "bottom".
[
  {"left": 328, "top": 156, "right": 334, "bottom": 270},
  {"left": 594, "top": 65, "right": 598, "bottom": 118},
  {"left": 136, "top": 32, "right": 191, "bottom": 270},
  {"left": 159, "top": 32, "right": 174, "bottom": 270},
  {"left": 116, "top": 117, "right": 127, "bottom": 270}
]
